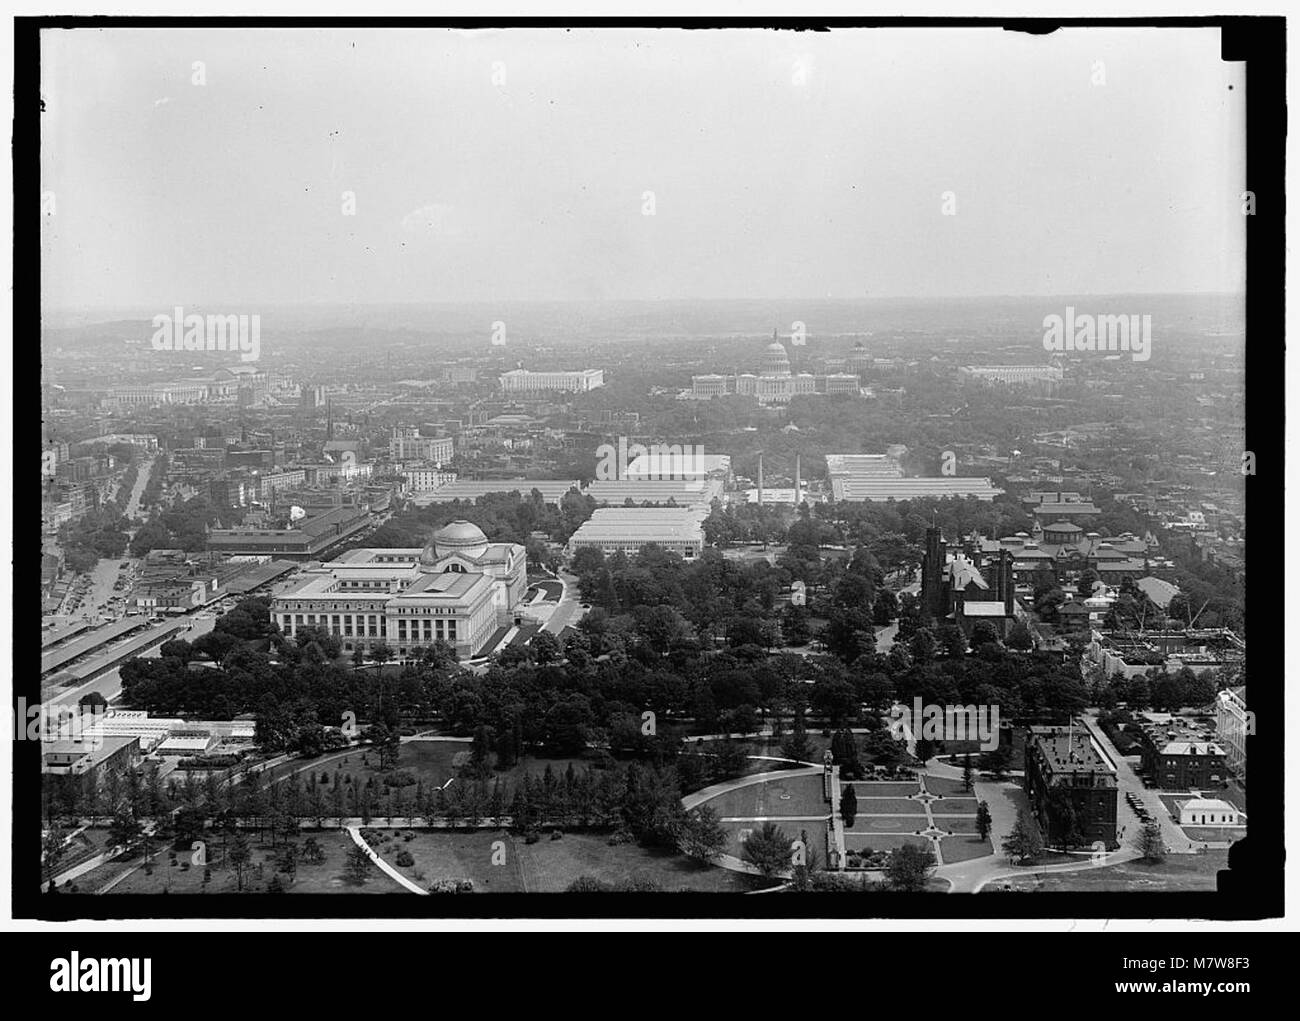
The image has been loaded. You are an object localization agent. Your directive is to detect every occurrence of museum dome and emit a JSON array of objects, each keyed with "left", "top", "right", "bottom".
[{"left": 420, "top": 520, "right": 489, "bottom": 564}]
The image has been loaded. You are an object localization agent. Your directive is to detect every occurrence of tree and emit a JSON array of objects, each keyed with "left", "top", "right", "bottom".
[
  {"left": 107, "top": 811, "right": 142, "bottom": 851},
  {"left": 780, "top": 712, "right": 813, "bottom": 764},
  {"left": 980, "top": 743, "right": 1013, "bottom": 780},
  {"left": 1134, "top": 820, "right": 1167, "bottom": 863},
  {"left": 885, "top": 841, "right": 937, "bottom": 891},
  {"left": 367, "top": 722, "right": 401, "bottom": 772},
  {"left": 741, "top": 822, "right": 793, "bottom": 878},
  {"left": 908, "top": 627, "right": 937, "bottom": 664},
  {"left": 301, "top": 836, "right": 325, "bottom": 865},
  {"left": 674, "top": 806, "right": 728, "bottom": 863},
  {"left": 962, "top": 752, "right": 974, "bottom": 792},
  {"left": 277, "top": 842, "right": 299, "bottom": 883},
  {"left": 976, "top": 801, "right": 992, "bottom": 841},
  {"left": 969, "top": 621, "right": 1000, "bottom": 649},
  {"left": 1002, "top": 807, "right": 1044, "bottom": 864},
  {"left": 227, "top": 830, "right": 252, "bottom": 891},
  {"left": 1005, "top": 621, "right": 1034, "bottom": 651},
  {"left": 42, "top": 823, "right": 68, "bottom": 868},
  {"left": 840, "top": 784, "right": 857, "bottom": 827},
  {"left": 531, "top": 630, "right": 562, "bottom": 665},
  {"left": 344, "top": 843, "right": 371, "bottom": 885},
  {"left": 370, "top": 641, "right": 393, "bottom": 668},
  {"left": 831, "top": 729, "right": 863, "bottom": 779}
]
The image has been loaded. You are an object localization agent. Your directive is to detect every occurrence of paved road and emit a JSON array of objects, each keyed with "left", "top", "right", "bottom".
[
  {"left": 124, "top": 456, "right": 154, "bottom": 520},
  {"left": 1082, "top": 711, "right": 1194, "bottom": 853},
  {"left": 541, "top": 570, "right": 586, "bottom": 635}
]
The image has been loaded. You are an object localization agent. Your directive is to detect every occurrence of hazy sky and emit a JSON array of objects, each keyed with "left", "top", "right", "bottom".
[{"left": 41, "top": 27, "right": 1245, "bottom": 308}]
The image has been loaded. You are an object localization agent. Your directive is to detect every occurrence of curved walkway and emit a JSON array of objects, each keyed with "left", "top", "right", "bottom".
[
  {"left": 345, "top": 825, "right": 428, "bottom": 894},
  {"left": 682, "top": 762, "right": 824, "bottom": 876}
]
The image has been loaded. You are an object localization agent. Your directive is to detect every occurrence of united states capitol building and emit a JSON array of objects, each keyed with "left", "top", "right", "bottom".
[
  {"left": 270, "top": 521, "right": 526, "bottom": 660},
  {"left": 689, "top": 335, "right": 864, "bottom": 404}
]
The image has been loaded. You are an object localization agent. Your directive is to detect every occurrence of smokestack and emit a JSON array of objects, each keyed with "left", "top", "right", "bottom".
[
  {"left": 794, "top": 453, "right": 801, "bottom": 507},
  {"left": 757, "top": 452, "right": 764, "bottom": 507}
]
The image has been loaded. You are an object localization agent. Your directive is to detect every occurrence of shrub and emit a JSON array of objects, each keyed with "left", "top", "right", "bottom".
[
  {"left": 567, "top": 876, "right": 611, "bottom": 892},
  {"left": 429, "top": 878, "right": 474, "bottom": 894}
]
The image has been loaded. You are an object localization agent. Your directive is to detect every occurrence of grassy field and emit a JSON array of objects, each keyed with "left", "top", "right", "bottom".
[
  {"left": 990, "top": 850, "right": 1230, "bottom": 892},
  {"left": 931, "top": 796, "right": 980, "bottom": 813},
  {"left": 102, "top": 830, "right": 405, "bottom": 894},
  {"left": 844, "top": 815, "right": 927, "bottom": 834},
  {"left": 367, "top": 829, "right": 757, "bottom": 893},
  {"left": 271, "top": 741, "right": 591, "bottom": 807},
  {"left": 852, "top": 798, "right": 927, "bottom": 816},
  {"left": 701, "top": 773, "right": 828, "bottom": 819},
  {"left": 720, "top": 820, "right": 826, "bottom": 854},
  {"left": 846, "top": 781, "right": 921, "bottom": 797},
  {"left": 923, "top": 775, "right": 971, "bottom": 797}
]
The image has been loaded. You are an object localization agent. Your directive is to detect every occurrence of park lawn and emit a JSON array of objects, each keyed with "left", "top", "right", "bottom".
[
  {"left": 843, "top": 814, "right": 927, "bottom": 834},
  {"left": 1182, "top": 826, "right": 1246, "bottom": 844},
  {"left": 702, "top": 773, "right": 828, "bottom": 819},
  {"left": 367, "top": 828, "right": 525, "bottom": 893},
  {"left": 846, "top": 781, "right": 921, "bottom": 798},
  {"left": 516, "top": 833, "right": 758, "bottom": 892},
  {"left": 281, "top": 742, "right": 591, "bottom": 806},
  {"left": 932, "top": 797, "right": 979, "bottom": 814},
  {"left": 923, "top": 775, "right": 971, "bottom": 797},
  {"left": 939, "top": 835, "right": 994, "bottom": 863},
  {"left": 104, "top": 830, "right": 405, "bottom": 894},
  {"left": 720, "top": 820, "right": 826, "bottom": 853},
  {"left": 992, "top": 850, "right": 1230, "bottom": 893},
  {"left": 380, "top": 829, "right": 758, "bottom": 893},
  {"left": 853, "top": 797, "right": 927, "bottom": 816}
]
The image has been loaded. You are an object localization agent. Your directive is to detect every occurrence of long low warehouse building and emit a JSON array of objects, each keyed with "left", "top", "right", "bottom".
[
  {"left": 829, "top": 477, "right": 1004, "bottom": 501},
  {"left": 566, "top": 507, "right": 706, "bottom": 559},
  {"left": 411, "top": 479, "right": 581, "bottom": 506},
  {"left": 583, "top": 477, "right": 722, "bottom": 510}
]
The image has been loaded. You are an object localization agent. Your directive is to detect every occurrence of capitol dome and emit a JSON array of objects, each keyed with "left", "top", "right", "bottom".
[
  {"left": 761, "top": 340, "right": 792, "bottom": 378},
  {"left": 420, "top": 520, "right": 489, "bottom": 565}
]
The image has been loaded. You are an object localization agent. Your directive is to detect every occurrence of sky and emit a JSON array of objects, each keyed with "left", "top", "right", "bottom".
[{"left": 40, "top": 27, "right": 1246, "bottom": 308}]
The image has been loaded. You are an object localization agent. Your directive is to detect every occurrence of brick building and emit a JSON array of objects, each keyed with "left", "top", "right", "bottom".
[{"left": 1024, "top": 724, "right": 1119, "bottom": 850}]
